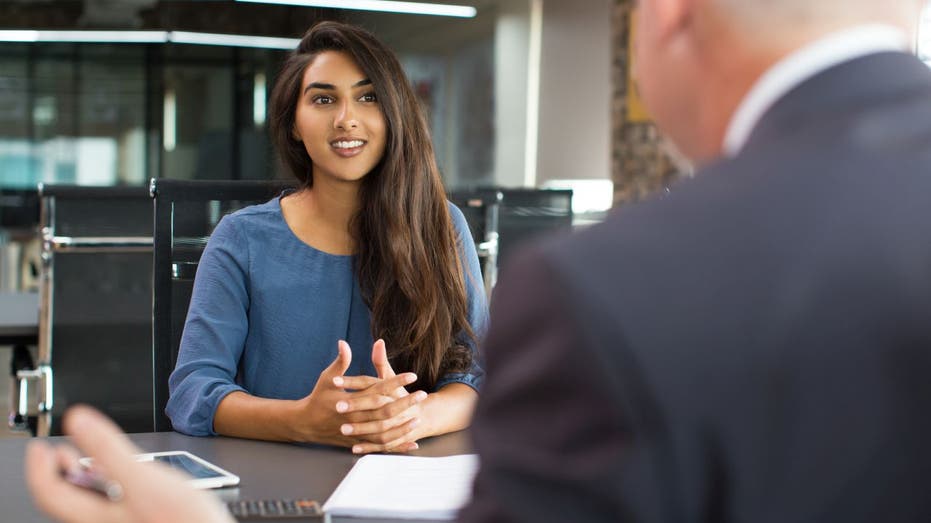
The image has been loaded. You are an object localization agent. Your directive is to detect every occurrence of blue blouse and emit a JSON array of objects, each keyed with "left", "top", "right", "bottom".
[{"left": 166, "top": 195, "right": 489, "bottom": 436}]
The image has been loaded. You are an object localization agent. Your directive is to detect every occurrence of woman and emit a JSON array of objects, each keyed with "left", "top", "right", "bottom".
[{"left": 166, "top": 21, "right": 487, "bottom": 455}]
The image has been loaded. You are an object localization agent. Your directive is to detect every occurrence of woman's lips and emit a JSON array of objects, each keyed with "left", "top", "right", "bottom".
[{"left": 331, "top": 139, "right": 367, "bottom": 158}]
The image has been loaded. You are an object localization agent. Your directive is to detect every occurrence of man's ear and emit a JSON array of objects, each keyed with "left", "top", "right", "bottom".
[{"left": 650, "top": 0, "right": 696, "bottom": 44}]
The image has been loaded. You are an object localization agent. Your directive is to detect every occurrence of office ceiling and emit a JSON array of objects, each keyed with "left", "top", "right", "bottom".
[
  {"left": 0, "top": 0, "right": 499, "bottom": 45},
  {"left": 0, "top": 1, "right": 334, "bottom": 37}
]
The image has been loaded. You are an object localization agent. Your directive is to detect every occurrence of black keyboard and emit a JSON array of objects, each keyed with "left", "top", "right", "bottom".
[{"left": 226, "top": 498, "right": 323, "bottom": 520}]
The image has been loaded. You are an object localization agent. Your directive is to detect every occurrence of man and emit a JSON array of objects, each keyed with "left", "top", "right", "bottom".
[
  {"left": 459, "top": 0, "right": 931, "bottom": 521},
  {"left": 26, "top": 0, "right": 931, "bottom": 521}
]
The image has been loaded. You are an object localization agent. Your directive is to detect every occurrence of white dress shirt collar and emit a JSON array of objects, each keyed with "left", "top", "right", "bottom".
[{"left": 722, "top": 24, "right": 910, "bottom": 157}]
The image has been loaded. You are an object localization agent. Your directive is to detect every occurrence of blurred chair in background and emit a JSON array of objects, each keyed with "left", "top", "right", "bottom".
[
  {"left": 1, "top": 189, "right": 41, "bottom": 435},
  {"left": 449, "top": 188, "right": 573, "bottom": 297},
  {"left": 17, "top": 185, "right": 153, "bottom": 436},
  {"left": 448, "top": 189, "right": 502, "bottom": 298},
  {"left": 150, "top": 179, "right": 292, "bottom": 432}
]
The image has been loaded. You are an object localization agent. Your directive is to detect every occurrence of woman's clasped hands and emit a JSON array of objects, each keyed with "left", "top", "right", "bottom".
[{"left": 292, "top": 339, "right": 430, "bottom": 454}]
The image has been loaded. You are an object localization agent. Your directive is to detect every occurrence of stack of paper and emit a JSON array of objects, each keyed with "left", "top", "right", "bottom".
[{"left": 322, "top": 454, "right": 479, "bottom": 520}]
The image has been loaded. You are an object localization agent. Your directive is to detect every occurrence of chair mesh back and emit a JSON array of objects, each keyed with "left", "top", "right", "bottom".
[
  {"left": 496, "top": 189, "right": 573, "bottom": 265},
  {"left": 151, "top": 179, "right": 292, "bottom": 431},
  {"left": 449, "top": 188, "right": 573, "bottom": 267},
  {"left": 41, "top": 186, "right": 153, "bottom": 435}
]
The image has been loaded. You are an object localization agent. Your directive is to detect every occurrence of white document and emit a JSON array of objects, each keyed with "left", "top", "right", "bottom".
[{"left": 322, "top": 454, "right": 479, "bottom": 520}]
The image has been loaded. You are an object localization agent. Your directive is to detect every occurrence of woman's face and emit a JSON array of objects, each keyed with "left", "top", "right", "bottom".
[{"left": 293, "top": 50, "right": 387, "bottom": 185}]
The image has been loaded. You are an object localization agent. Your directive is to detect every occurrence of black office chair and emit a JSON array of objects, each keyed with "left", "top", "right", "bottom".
[
  {"left": 1, "top": 190, "right": 40, "bottom": 434},
  {"left": 18, "top": 185, "right": 153, "bottom": 436},
  {"left": 449, "top": 188, "right": 573, "bottom": 296},
  {"left": 495, "top": 188, "right": 573, "bottom": 265},
  {"left": 150, "top": 179, "right": 293, "bottom": 432},
  {"left": 448, "top": 189, "right": 503, "bottom": 298}
]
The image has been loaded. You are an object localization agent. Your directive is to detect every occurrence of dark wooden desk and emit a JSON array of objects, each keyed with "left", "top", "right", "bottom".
[
  {"left": 0, "top": 430, "right": 473, "bottom": 522},
  {"left": 0, "top": 291, "right": 39, "bottom": 346}
]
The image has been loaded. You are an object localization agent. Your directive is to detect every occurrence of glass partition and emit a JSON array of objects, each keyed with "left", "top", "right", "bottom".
[{"left": 0, "top": 43, "right": 287, "bottom": 189}]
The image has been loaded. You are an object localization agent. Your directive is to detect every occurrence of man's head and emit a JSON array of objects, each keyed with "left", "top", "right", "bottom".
[{"left": 632, "top": 0, "right": 925, "bottom": 164}]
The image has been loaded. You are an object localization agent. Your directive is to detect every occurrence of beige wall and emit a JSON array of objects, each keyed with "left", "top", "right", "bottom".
[
  {"left": 500, "top": 0, "right": 682, "bottom": 207},
  {"left": 535, "top": 0, "right": 613, "bottom": 186}
]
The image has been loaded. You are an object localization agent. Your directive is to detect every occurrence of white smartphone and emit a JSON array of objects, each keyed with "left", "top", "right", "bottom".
[{"left": 80, "top": 450, "right": 240, "bottom": 490}]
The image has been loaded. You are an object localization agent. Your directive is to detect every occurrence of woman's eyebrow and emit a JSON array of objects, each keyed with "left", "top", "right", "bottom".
[{"left": 303, "top": 78, "right": 372, "bottom": 95}]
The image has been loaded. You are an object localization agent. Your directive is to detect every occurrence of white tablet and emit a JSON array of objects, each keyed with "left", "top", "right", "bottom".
[{"left": 80, "top": 450, "right": 240, "bottom": 490}]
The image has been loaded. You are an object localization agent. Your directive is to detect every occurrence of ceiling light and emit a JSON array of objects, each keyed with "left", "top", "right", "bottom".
[
  {"left": 0, "top": 30, "right": 299, "bottom": 49},
  {"left": 236, "top": 0, "right": 477, "bottom": 18},
  {"left": 0, "top": 30, "right": 167, "bottom": 43},
  {"left": 169, "top": 31, "right": 299, "bottom": 49}
]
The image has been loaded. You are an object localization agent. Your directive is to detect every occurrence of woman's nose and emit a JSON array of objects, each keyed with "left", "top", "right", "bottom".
[{"left": 334, "top": 101, "right": 359, "bottom": 130}]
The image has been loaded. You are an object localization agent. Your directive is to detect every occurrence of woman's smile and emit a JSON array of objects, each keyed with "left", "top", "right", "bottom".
[{"left": 330, "top": 137, "right": 368, "bottom": 158}]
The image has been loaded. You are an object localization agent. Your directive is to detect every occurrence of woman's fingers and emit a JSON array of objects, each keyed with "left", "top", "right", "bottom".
[
  {"left": 321, "top": 340, "right": 353, "bottom": 382},
  {"left": 339, "top": 391, "right": 427, "bottom": 436},
  {"left": 340, "top": 410, "right": 417, "bottom": 439},
  {"left": 370, "top": 340, "right": 410, "bottom": 397},
  {"left": 351, "top": 426, "right": 422, "bottom": 455},
  {"left": 350, "top": 416, "right": 421, "bottom": 452},
  {"left": 335, "top": 372, "right": 416, "bottom": 395},
  {"left": 371, "top": 339, "right": 396, "bottom": 379},
  {"left": 332, "top": 374, "right": 379, "bottom": 390},
  {"left": 335, "top": 393, "right": 394, "bottom": 414},
  {"left": 340, "top": 389, "right": 427, "bottom": 420},
  {"left": 336, "top": 384, "right": 426, "bottom": 416}
]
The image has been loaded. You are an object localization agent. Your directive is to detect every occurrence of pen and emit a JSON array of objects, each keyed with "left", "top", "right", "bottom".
[{"left": 62, "top": 467, "right": 124, "bottom": 502}]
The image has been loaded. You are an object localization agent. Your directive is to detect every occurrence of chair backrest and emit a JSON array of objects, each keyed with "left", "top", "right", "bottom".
[
  {"left": 448, "top": 188, "right": 573, "bottom": 294},
  {"left": 495, "top": 188, "right": 573, "bottom": 265},
  {"left": 448, "top": 189, "right": 503, "bottom": 298},
  {"left": 150, "top": 178, "right": 293, "bottom": 432},
  {"left": 0, "top": 188, "right": 39, "bottom": 230},
  {"left": 34, "top": 184, "right": 153, "bottom": 436}
]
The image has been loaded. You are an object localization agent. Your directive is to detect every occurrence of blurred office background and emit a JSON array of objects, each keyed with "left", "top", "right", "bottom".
[
  {"left": 4, "top": 0, "right": 931, "bottom": 250},
  {"left": 0, "top": 0, "right": 620, "bottom": 203},
  {"left": 1, "top": 0, "right": 928, "bottom": 438}
]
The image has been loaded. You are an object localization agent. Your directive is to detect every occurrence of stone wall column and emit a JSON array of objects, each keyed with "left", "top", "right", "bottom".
[{"left": 611, "top": 0, "right": 684, "bottom": 206}]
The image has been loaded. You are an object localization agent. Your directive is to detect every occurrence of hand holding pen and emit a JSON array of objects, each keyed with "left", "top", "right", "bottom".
[
  {"left": 61, "top": 466, "right": 123, "bottom": 501},
  {"left": 24, "top": 405, "right": 233, "bottom": 523}
]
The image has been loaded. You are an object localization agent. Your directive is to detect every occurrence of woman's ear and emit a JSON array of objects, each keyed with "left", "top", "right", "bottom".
[{"left": 292, "top": 126, "right": 302, "bottom": 141}]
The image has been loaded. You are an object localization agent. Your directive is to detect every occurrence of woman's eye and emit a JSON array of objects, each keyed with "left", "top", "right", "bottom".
[
  {"left": 313, "top": 95, "right": 334, "bottom": 105},
  {"left": 359, "top": 92, "right": 377, "bottom": 103}
]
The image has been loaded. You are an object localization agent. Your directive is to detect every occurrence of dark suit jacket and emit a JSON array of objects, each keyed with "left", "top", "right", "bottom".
[{"left": 460, "top": 51, "right": 931, "bottom": 523}]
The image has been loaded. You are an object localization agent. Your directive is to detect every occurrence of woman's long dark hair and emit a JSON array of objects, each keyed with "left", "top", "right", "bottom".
[{"left": 268, "top": 21, "right": 474, "bottom": 389}]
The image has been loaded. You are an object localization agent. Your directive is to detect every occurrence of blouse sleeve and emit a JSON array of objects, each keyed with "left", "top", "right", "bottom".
[
  {"left": 165, "top": 214, "right": 250, "bottom": 436},
  {"left": 434, "top": 202, "right": 490, "bottom": 393}
]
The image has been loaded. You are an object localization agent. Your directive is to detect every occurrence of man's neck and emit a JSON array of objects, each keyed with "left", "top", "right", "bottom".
[{"left": 694, "top": 50, "right": 779, "bottom": 165}]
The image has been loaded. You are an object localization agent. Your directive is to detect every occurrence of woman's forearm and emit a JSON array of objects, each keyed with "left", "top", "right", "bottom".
[
  {"left": 420, "top": 383, "right": 478, "bottom": 437},
  {"left": 213, "top": 391, "right": 306, "bottom": 442}
]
